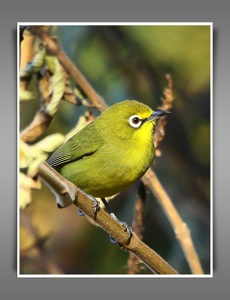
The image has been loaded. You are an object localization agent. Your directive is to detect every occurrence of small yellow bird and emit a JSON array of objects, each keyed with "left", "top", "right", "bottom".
[
  {"left": 47, "top": 100, "right": 170, "bottom": 200},
  {"left": 47, "top": 100, "right": 170, "bottom": 240}
]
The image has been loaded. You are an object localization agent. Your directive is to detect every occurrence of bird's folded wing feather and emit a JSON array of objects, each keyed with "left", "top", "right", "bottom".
[{"left": 47, "top": 122, "right": 103, "bottom": 167}]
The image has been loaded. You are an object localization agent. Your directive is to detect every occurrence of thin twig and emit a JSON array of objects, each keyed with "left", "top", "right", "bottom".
[
  {"left": 154, "top": 74, "right": 174, "bottom": 156},
  {"left": 142, "top": 169, "right": 204, "bottom": 274}
]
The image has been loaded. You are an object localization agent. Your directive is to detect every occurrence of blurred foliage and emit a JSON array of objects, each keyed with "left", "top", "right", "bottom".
[{"left": 20, "top": 25, "right": 211, "bottom": 275}]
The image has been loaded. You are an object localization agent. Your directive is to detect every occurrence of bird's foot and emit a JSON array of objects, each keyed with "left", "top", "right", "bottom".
[
  {"left": 77, "top": 197, "right": 100, "bottom": 216},
  {"left": 109, "top": 213, "right": 132, "bottom": 244},
  {"left": 79, "top": 191, "right": 101, "bottom": 215},
  {"left": 91, "top": 197, "right": 100, "bottom": 213}
]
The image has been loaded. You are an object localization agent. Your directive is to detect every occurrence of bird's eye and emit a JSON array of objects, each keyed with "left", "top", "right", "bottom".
[{"left": 129, "top": 115, "right": 143, "bottom": 128}]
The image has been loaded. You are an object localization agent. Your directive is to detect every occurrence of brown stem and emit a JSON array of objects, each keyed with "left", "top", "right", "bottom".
[{"left": 154, "top": 74, "right": 174, "bottom": 155}]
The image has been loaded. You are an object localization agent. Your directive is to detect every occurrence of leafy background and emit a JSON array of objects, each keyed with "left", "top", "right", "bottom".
[{"left": 20, "top": 25, "right": 211, "bottom": 275}]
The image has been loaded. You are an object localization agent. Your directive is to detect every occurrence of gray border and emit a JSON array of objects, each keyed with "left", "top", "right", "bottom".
[{"left": 1, "top": 0, "right": 229, "bottom": 298}]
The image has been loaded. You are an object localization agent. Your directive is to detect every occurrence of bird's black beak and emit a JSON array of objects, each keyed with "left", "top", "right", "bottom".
[{"left": 146, "top": 110, "right": 171, "bottom": 122}]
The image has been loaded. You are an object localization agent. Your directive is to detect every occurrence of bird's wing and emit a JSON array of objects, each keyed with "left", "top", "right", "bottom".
[{"left": 47, "top": 122, "right": 103, "bottom": 167}]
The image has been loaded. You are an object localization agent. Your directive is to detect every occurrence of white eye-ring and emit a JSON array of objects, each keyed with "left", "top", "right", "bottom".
[{"left": 129, "top": 115, "right": 143, "bottom": 128}]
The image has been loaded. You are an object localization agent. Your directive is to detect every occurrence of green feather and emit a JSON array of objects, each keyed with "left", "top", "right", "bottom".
[{"left": 47, "top": 122, "right": 103, "bottom": 167}]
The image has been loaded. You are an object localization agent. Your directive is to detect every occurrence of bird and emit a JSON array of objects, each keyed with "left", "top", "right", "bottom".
[{"left": 47, "top": 100, "right": 170, "bottom": 228}]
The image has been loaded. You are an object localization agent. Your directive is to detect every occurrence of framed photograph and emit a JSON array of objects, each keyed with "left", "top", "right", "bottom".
[{"left": 18, "top": 23, "right": 212, "bottom": 277}]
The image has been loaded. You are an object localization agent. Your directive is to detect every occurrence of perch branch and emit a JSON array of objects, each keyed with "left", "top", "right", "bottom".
[{"left": 38, "top": 162, "right": 177, "bottom": 275}]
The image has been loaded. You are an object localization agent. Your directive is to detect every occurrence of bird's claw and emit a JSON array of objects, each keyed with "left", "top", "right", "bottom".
[
  {"left": 109, "top": 235, "right": 118, "bottom": 244},
  {"left": 92, "top": 199, "right": 100, "bottom": 213},
  {"left": 77, "top": 198, "right": 99, "bottom": 216},
  {"left": 78, "top": 209, "right": 85, "bottom": 216},
  {"left": 109, "top": 213, "right": 132, "bottom": 244},
  {"left": 109, "top": 222, "right": 132, "bottom": 244},
  {"left": 119, "top": 221, "right": 133, "bottom": 242},
  {"left": 121, "top": 222, "right": 133, "bottom": 241}
]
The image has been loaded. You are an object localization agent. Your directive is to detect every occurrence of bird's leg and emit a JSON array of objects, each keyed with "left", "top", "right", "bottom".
[
  {"left": 101, "top": 198, "right": 132, "bottom": 244},
  {"left": 101, "top": 197, "right": 114, "bottom": 214}
]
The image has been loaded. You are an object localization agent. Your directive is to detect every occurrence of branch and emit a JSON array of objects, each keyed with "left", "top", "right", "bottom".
[
  {"left": 38, "top": 162, "right": 178, "bottom": 275},
  {"left": 142, "top": 168, "right": 204, "bottom": 274}
]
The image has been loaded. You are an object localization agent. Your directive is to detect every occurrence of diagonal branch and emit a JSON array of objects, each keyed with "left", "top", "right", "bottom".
[{"left": 38, "top": 162, "right": 178, "bottom": 275}]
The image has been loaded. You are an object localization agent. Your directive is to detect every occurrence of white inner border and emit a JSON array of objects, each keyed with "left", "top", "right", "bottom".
[{"left": 17, "top": 22, "right": 213, "bottom": 278}]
